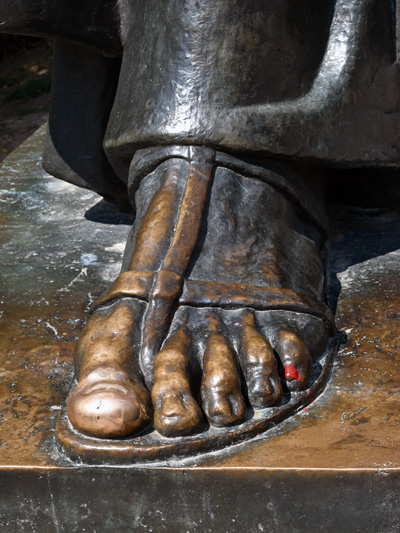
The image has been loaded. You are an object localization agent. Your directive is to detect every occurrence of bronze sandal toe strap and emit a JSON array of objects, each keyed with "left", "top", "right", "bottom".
[
  {"left": 92, "top": 269, "right": 181, "bottom": 309},
  {"left": 92, "top": 269, "right": 334, "bottom": 334},
  {"left": 180, "top": 279, "right": 334, "bottom": 332}
]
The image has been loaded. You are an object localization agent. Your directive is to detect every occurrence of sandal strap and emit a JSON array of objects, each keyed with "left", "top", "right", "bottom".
[
  {"left": 181, "top": 279, "right": 333, "bottom": 330},
  {"left": 129, "top": 146, "right": 329, "bottom": 236},
  {"left": 93, "top": 269, "right": 181, "bottom": 307},
  {"left": 93, "top": 269, "right": 334, "bottom": 333}
]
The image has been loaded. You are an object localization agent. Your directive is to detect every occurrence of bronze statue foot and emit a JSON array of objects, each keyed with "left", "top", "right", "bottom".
[{"left": 63, "top": 147, "right": 334, "bottom": 448}]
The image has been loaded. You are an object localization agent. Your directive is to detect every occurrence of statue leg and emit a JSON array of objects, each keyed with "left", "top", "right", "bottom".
[{"left": 67, "top": 147, "right": 333, "bottom": 438}]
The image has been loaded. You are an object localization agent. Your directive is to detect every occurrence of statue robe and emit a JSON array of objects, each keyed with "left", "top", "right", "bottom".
[{"left": 1, "top": 0, "right": 399, "bottom": 208}]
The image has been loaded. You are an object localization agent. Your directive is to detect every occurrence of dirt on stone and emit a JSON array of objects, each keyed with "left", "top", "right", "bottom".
[{"left": 0, "top": 37, "right": 52, "bottom": 163}]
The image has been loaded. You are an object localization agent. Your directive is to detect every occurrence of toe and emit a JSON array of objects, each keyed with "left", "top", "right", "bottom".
[
  {"left": 152, "top": 330, "right": 204, "bottom": 437},
  {"left": 67, "top": 364, "right": 152, "bottom": 438},
  {"left": 201, "top": 331, "right": 247, "bottom": 427},
  {"left": 75, "top": 300, "right": 144, "bottom": 378},
  {"left": 240, "top": 311, "right": 282, "bottom": 407},
  {"left": 272, "top": 328, "right": 312, "bottom": 391}
]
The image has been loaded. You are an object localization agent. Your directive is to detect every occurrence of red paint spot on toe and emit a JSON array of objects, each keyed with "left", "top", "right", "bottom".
[{"left": 284, "top": 364, "right": 300, "bottom": 381}]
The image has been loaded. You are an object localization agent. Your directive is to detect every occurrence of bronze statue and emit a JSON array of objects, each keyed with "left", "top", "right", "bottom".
[{"left": 1, "top": 0, "right": 399, "bottom": 459}]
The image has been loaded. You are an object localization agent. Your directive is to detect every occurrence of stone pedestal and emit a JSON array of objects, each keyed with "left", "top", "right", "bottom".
[{"left": 0, "top": 129, "right": 399, "bottom": 531}]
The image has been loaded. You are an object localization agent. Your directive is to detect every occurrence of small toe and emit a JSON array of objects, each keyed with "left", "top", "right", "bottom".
[
  {"left": 272, "top": 328, "right": 312, "bottom": 391},
  {"left": 152, "top": 330, "right": 204, "bottom": 437},
  {"left": 240, "top": 311, "right": 282, "bottom": 407},
  {"left": 67, "top": 364, "right": 152, "bottom": 438},
  {"left": 201, "top": 331, "right": 247, "bottom": 427}
]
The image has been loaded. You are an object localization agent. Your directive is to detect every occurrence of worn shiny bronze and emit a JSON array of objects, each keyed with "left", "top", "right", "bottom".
[
  {"left": 152, "top": 329, "right": 204, "bottom": 436},
  {"left": 68, "top": 300, "right": 152, "bottom": 438},
  {"left": 63, "top": 148, "right": 333, "bottom": 447}
]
